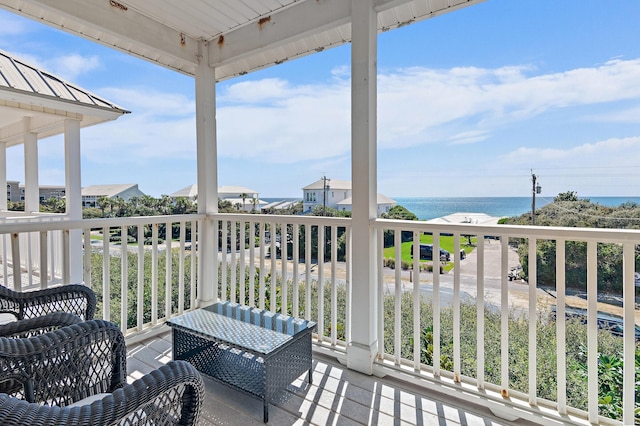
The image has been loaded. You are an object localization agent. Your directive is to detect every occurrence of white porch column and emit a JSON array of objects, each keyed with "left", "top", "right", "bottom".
[
  {"left": 347, "top": 0, "right": 378, "bottom": 375},
  {"left": 65, "top": 118, "right": 83, "bottom": 283},
  {"left": 195, "top": 40, "right": 218, "bottom": 305},
  {"left": 23, "top": 118, "right": 39, "bottom": 213},
  {"left": 0, "top": 143, "right": 6, "bottom": 211}
]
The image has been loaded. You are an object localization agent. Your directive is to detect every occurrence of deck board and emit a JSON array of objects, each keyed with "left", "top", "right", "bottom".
[{"left": 125, "top": 329, "right": 526, "bottom": 425}]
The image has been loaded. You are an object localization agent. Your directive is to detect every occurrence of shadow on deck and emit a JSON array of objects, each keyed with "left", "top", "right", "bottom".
[{"left": 126, "top": 328, "right": 532, "bottom": 425}]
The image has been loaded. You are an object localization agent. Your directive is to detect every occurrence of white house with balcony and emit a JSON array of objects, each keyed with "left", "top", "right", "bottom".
[
  {"left": 303, "top": 178, "right": 396, "bottom": 216},
  {"left": 337, "top": 193, "right": 397, "bottom": 216},
  {"left": 302, "top": 178, "right": 351, "bottom": 212}
]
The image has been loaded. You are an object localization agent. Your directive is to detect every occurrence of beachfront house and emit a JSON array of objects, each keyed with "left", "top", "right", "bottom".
[
  {"left": 337, "top": 193, "right": 397, "bottom": 216},
  {"left": 302, "top": 178, "right": 352, "bottom": 212},
  {"left": 81, "top": 184, "right": 146, "bottom": 208},
  {"left": 302, "top": 178, "right": 396, "bottom": 216},
  {"left": 0, "top": 2, "right": 637, "bottom": 425}
]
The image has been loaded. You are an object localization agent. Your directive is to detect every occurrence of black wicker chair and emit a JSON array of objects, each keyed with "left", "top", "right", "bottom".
[
  {"left": 0, "top": 319, "right": 126, "bottom": 403},
  {"left": 0, "top": 320, "right": 204, "bottom": 425},
  {"left": 0, "top": 360, "right": 205, "bottom": 425},
  {"left": 0, "top": 312, "right": 84, "bottom": 338},
  {"left": 0, "top": 284, "right": 96, "bottom": 322}
]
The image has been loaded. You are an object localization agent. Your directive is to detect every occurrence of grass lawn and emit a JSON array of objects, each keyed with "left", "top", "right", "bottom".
[{"left": 383, "top": 234, "right": 476, "bottom": 272}]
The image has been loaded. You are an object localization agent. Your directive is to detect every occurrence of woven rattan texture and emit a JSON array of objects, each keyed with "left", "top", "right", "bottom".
[
  {"left": 169, "top": 302, "right": 315, "bottom": 422},
  {"left": 0, "top": 284, "right": 96, "bottom": 321},
  {"left": 0, "top": 360, "right": 204, "bottom": 425},
  {"left": 0, "top": 320, "right": 125, "bottom": 404}
]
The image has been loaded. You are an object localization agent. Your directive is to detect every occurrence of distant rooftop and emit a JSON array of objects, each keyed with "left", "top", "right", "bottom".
[
  {"left": 170, "top": 185, "right": 259, "bottom": 198},
  {"left": 82, "top": 184, "right": 139, "bottom": 197},
  {"left": 426, "top": 212, "right": 501, "bottom": 225},
  {"left": 337, "top": 194, "right": 397, "bottom": 205},
  {"left": 303, "top": 179, "right": 351, "bottom": 191}
]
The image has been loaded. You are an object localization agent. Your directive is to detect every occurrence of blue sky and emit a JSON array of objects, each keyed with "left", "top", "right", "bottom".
[{"left": 1, "top": 1, "right": 640, "bottom": 199}]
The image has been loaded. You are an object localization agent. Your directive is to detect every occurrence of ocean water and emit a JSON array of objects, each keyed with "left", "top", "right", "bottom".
[
  {"left": 263, "top": 196, "right": 640, "bottom": 220},
  {"left": 393, "top": 196, "right": 640, "bottom": 221}
]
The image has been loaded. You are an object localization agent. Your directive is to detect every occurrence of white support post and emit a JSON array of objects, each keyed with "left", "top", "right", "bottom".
[
  {"left": 195, "top": 40, "right": 218, "bottom": 306},
  {"left": 347, "top": 0, "right": 378, "bottom": 375},
  {"left": 65, "top": 119, "right": 83, "bottom": 283},
  {"left": 0, "top": 143, "right": 6, "bottom": 211},
  {"left": 23, "top": 118, "right": 39, "bottom": 214}
]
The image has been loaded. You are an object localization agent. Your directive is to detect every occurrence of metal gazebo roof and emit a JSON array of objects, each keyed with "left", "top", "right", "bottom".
[{"left": 0, "top": 48, "right": 129, "bottom": 146}]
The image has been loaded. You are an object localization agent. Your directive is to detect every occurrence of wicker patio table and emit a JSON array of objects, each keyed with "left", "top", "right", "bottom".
[{"left": 167, "top": 302, "right": 316, "bottom": 423}]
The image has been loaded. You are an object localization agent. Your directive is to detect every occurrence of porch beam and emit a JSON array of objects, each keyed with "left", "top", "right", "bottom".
[
  {"left": 347, "top": 0, "right": 378, "bottom": 375},
  {"left": 207, "top": 0, "right": 476, "bottom": 69},
  {"left": 10, "top": 0, "right": 199, "bottom": 66},
  {"left": 195, "top": 41, "right": 218, "bottom": 305},
  {"left": 207, "top": 0, "right": 351, "bottom": 68}
]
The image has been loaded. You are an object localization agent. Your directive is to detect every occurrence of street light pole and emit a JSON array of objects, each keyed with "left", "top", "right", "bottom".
[
  {"left": 531, "top": 170, "right": 541, "bottom": 225},
  {"left": 322, "top": 175, "right": 330, "bottom": 216}
]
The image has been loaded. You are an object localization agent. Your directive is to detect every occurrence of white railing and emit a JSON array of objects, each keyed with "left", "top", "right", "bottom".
[
  {"left": 211, "top": 213, "right": 351, "bottom": 349},
  {"left": 374, "top": 218, "right": 639, "bottom": 425},
  {"left": 0, "top": 214, "right": 204, "bottom": 337},
  {"left": 0, "top": 213, "right": 637, "bottom": 424}
]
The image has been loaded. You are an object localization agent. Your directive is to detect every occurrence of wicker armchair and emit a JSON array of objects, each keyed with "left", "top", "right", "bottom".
[
  {"left": 0, "top": 319, "right": 125, "bottom": 403},
  {"left": 0, "top": 284, "right": 96, "bottom": 322},
  {"left": 0, "top": 360, "right": 205, "bottom": 425},
  {"left": 0, "top": 312, "right": 84, "bottom": 338},
  {"left": 0, "top": 320, "right": 204, "bottom": 425}
]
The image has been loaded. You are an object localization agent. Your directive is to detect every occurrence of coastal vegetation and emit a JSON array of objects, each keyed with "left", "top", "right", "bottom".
[
  {"left": 502, "top": 191, "right": 640, "bottom": 293},
  {"left": 90, "top": 251, "right": 633, "bottom": 422}
]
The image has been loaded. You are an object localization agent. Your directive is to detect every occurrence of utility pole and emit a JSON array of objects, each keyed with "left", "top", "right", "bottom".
[
  {"left": 322, "top": 175, "right": 330, "bottom": 216},
  {"left": 531, "top": 170, "right": 541, "bottom": 225}
]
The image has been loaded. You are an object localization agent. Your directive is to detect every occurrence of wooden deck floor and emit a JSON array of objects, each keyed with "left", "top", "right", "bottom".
[{"left": 125, "top": 328, "right": 532, "bottom": 426}]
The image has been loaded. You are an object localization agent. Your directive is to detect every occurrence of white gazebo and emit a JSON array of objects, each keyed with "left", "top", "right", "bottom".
[
  {"left": 0, "top": 0, "right": 482, "bottom": 374},
  {"left": 0, "top": 48, "right": 129, "bottom": 282}
]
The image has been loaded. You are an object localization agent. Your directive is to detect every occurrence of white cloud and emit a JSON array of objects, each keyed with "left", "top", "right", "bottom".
[
  {"left": 0, "top": 14, "right": 29, "bottom": 35},
  {"left": 448, "top": 130, "right": 490, "bottom": 145},
  {"left": 376, "top": 59, "right": 640, "bottom": 149},
  {"left": 211, "top": 58, "right": 640, "bottom": 164},
  {"left": 73, "top": 86, "right": 197, "bottom": 165},
  {"left": 98, "top": 87, "right": 195, "bottom": 117},
  {"left": 72, "top": 59, "right": 640, "bottom": 175},
  {"left": 500, "top": 136, "right": 640, "bottom": 170},
  {"left": 3, "top": 51, "right": 101, "bottom": 82},
  {"left": 46, "top": 54, "right": 100, "bottom": 81},
  {"left": 590, "top": 105, "right": 640, "bottom": 123},
  {"left": 217, "top": 78, "right": 351, "bottom": 163}
]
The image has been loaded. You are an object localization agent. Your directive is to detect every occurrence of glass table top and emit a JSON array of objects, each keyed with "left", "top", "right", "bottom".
[{"left": 167, "top": 303, "right": 315, "bottom": 355}]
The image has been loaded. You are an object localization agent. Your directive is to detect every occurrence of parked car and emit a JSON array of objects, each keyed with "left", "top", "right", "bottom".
[
  {"left": 550, "top": 305, "right": 640, "bottom": 340},
  {"left": 410, "top": 244, "right": 451, "bottom": 261}
]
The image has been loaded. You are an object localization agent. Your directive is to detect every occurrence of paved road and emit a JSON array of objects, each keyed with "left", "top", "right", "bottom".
[
  {"left": 381, "top": 240, "right": 536, "bottom": 312},
  {"left": 223, "top": 239, "right": 539, "bottom": 312}
]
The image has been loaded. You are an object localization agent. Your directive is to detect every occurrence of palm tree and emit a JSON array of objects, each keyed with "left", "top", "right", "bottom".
[
  {"left": 159, "top": 194, "right": 173, "bottom": 214},
  {"left": 251, "top": 197, "right": 258, "bottom": 212},
  {"left": 240, "top": 193, "right": 248, "bottom": 211},
  {"left": 96, "top": 196, "right": 110, "bottom": 217}
]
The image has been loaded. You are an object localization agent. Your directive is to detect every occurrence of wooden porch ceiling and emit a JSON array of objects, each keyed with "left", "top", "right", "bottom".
[{"left": 0, "top": 0, "right": 484, "bottom": 80}]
